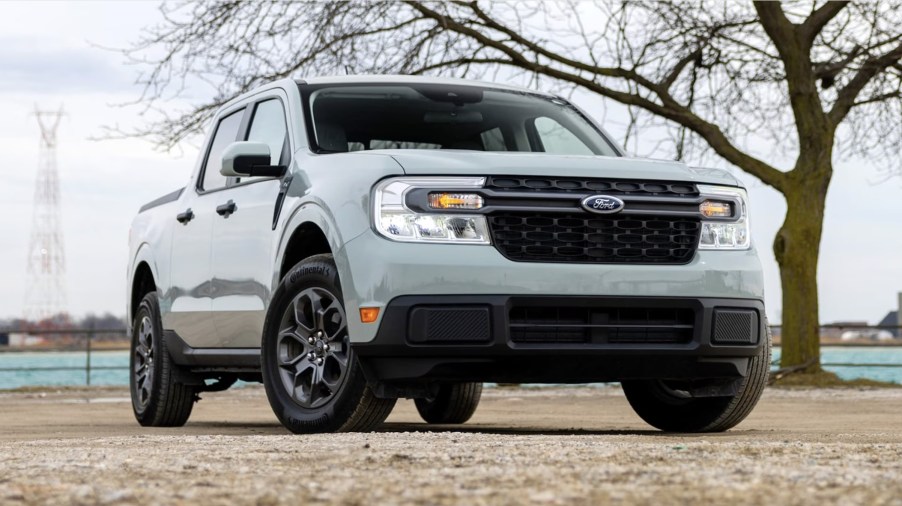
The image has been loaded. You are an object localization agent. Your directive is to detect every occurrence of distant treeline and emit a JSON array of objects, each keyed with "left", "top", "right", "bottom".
[{"left": 0, "top": 313, "right": 127, "bottom": 331}]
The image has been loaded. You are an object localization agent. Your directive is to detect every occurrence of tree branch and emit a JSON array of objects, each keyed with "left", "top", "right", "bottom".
[
  {"left": 755, "top": 2, "right": 831, "bottom": 150},
  {"left": 661, "top": 48, "right": 702, "bottom": 91},
  {"left": 829, "top": 41, "right": 902, "bottom": 124},
  {"left": 801, "top": 1, "right": 848, "bottom": 43}
]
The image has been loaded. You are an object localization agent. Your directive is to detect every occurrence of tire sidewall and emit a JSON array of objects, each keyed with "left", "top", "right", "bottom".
[
  {"left": 261, "top": 255, "right": 368, "bottom": 433},
  {"left": 130, "top": 293, "right": 164, "bottom": 420},
  {"left": 622, "top": 327, "right": 772, "bottom": 432}
]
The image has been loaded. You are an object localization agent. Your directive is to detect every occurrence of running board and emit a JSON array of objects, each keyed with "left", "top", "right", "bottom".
[{"left": 164, "top": 330, "right": 261, "bottom": 370}]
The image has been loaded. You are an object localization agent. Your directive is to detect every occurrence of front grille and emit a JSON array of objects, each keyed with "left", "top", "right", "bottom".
[
  {"left": 510, "top": 306, "right": 695, "bottom": 344},
  {"left": 488, "top": 212, "right": 700, "bottom": 264},
  {"left": 485, "top": 176, "right": 698, "bottom": 196}
]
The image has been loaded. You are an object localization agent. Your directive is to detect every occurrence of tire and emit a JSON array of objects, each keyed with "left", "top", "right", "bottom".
[
  {"left": 261, "top": 254, "right": 396, "bottom": 433},
  {"left": 415, "top": 382, "right": 482, "bottom": 424},
  {"left": 130, "top": 292, "right": 197, "bottom": 427},
  {"left": 621, "top": 324, "right": 772, "bottom": 433}
]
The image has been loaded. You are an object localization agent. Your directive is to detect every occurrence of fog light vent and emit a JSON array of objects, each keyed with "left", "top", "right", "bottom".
[
  {"left": 408, "top": 306, "right": 491, "bottom": 343},
  {"left": 712, "top": 309, "right": 758, "bottom": 345}
]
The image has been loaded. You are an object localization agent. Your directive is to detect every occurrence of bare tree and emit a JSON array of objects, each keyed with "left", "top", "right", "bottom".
[{"left": 119, "top": 1, "right": 902, "bottom": 373}]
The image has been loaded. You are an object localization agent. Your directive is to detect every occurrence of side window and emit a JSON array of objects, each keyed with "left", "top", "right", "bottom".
[
  {"left": 533, "top": 117, "right": 594, "bottom": 155},
  {"left": 201, "top": 109, "right": 244, "bottom": 191},
  {"left": 247, "top": 99, "right": 288, "bottom": 166}
]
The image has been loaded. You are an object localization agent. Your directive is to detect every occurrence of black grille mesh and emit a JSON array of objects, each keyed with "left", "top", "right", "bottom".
[
  {"left": 510, "top": 306, "right": 695, "bottom": 344},
  {"left": 712, "top": 309, "right": 758, "bottom": 344},
  {"left": 485, "top": 176, "right": 698, "bottom": 196},
  {"left": 488, "top": 212, "right": 700, "bottom": 264},
  {"left": 408, "top": 307, "right": 491, "bottom": 343}
]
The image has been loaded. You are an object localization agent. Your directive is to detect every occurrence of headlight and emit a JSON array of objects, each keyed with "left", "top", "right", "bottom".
[
  {"left": 697, "top": 185, "right": 750, "bottom": 250},
  {"left": 373, "top": 177, "right": 491, "bottom": 244}
]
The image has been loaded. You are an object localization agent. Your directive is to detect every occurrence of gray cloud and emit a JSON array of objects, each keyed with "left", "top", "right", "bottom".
[{"left": 0, "top": 37, "right": 135, "bottom": 94}]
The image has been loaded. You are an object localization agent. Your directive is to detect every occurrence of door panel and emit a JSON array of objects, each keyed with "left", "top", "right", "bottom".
[
  {"left": 165, "top": 194, "right": 218, "bottom": 346},
  {"left": 208, "top": 97, "right": 289, "bottom": 348},
  {"left": 164, "top": 107, "right": 246, "bottom": 348},
  {"left": 210, "top": 180, "right": 281, "bottom": 347}
]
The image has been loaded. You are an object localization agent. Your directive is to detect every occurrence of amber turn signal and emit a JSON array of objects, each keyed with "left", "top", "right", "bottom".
[
  {"left": 427, "top": 192, "right": 484, "bottom": 210},
  {"left": 359, "top": 307, "right": 380, "bottom": 323},
  {"left": 699, "top": 200, "right": 732, "bottom": 218}
]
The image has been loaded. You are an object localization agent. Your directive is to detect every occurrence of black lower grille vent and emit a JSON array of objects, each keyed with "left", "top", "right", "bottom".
[{"left": 510, "top": 306, "right": 695, "bottom": 344}]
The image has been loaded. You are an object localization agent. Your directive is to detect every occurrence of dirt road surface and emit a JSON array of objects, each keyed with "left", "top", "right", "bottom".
[{"left": 1, "top": 385, "right": 901, "bottom": 505}]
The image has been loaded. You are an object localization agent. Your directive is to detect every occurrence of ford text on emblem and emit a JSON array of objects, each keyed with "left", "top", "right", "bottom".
[{"left": 581, "top": 195, "right": 625, "bottom": 214}]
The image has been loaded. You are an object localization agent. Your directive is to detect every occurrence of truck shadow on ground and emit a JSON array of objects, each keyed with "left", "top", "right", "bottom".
[
  {"left": 184, "top": 421, "right": 754, "bottom": 438},
  {"left": 378, "top": 423, "right": 757, "bottom": 438}
]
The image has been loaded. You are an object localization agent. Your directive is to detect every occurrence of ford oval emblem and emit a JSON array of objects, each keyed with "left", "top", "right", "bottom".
[{"left": 581, "top": 195, "right": 625, "bottom": 214}]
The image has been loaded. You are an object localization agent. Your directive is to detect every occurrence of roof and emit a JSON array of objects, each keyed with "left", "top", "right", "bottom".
[
  {"left": 296, "top": 74, "right": 554, "bottom": 96},
  {"left": 879, "top": 311, "right": 899, "bottom": 326},
  {"left": 879, "top": 311, "right": 899, "bottom": 336}
]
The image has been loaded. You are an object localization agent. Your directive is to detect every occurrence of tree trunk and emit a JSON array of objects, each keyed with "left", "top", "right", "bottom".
[{"left": 773, "top": 170, "right": 829, "bottom": 372}]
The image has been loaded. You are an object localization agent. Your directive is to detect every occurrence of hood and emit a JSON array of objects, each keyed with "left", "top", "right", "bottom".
[{"left": 375, "top": 150, "right": 742, "bottom": 187}]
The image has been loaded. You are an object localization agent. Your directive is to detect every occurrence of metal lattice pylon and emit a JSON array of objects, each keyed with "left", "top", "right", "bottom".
[{"left": 24, "top": 106, "right": 68, "bottom": 323}]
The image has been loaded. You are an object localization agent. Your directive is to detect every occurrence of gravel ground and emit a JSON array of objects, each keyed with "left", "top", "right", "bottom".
[{"left": 1, "top": 386, "right": 901, "bottom": 505}]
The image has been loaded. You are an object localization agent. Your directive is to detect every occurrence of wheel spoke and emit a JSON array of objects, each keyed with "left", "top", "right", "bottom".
[
  {"left": 325, "top": 321, "right": 347, "bottom": 342},
  {"left": 292, "top": 295, "right": 316, "bottom": 334},
  {"left": 329, "top": 350, "right": 349, "bottom": 370},
  {"left": 132, "top": 315, "right": 156, "bottom": 409},
  {"left": 313, "top": 362, "right": 324, "bottom": 386},
  {"left": 277, "top": 285, "right": 352, "bottom": 409},
  {"left": 277, "top": 328, "right": 312, "bottom": 368},
  {"left": 321, "top": 362, "right": 343, "bottom": 391}
]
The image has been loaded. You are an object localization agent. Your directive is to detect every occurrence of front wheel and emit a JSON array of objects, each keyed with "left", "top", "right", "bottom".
[
  {"left": 261, "top": 254, "right": 396, "bottom": 433},
  {"left": 622, "top": 325, "right": 772, "bottom": 433},
  {"left": 415, "top": 382, "right": 483, "bottom": 424}
]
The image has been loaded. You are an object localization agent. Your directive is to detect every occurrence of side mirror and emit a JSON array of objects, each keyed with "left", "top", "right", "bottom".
[{"left": 221, "top": 141, "right": 287, "bottom": 178}]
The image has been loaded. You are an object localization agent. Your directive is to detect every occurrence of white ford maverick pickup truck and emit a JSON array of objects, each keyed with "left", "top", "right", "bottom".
[{"left": 127, "top": 76, "right": 769, "bottom": 433}]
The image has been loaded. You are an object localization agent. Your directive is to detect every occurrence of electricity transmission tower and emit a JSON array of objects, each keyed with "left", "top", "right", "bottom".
[{"left": 24, "top": 106, "right": 68, "bottom": 323}]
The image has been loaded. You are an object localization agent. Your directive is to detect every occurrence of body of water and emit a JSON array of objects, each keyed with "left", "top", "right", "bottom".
[{"left": 0, "top": 347, "right": 900, "bottom": 390}]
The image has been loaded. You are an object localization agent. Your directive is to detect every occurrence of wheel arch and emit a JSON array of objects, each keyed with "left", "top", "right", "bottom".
[
  {"left": 278, "top": 222, "right": 333, "bottom": 282},
  {"left": 131, "top": 262, "right": 156, "bottom": 323},
  {"left": 129, "top": 244, "right": 161, "bottom": 324},
  {"left": 274, "top": 203, "right": 356, "bottom": 286}
]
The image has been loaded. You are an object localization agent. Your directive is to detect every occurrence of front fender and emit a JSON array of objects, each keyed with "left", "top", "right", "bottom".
[
  {"left": 127, "top": 242, "right": 163, "bottom": 324},
  {"left": 271, "top": 150, "right": 406, "bottom": 310},
  {"left": 273, "top": 201, "right": 364, "bottom": 285}
]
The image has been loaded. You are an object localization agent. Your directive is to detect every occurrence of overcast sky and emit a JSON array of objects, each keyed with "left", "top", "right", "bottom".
[{"left": 0, "top": 1, "right": 899, "bottom": 324}]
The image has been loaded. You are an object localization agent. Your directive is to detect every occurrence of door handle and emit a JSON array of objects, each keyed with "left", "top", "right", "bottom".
[
  {"left": 176, "top": 208, "right": 194, "bottom": 224},
  {"left": 216, "top": 200, "right": 237, "bottom": 218}
]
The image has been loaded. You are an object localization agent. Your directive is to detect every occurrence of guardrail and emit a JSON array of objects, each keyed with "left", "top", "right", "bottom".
[
  {"left": 0, "top": 325, "right": 900, "bottom": 387},
  {"left": 0, "top": 327, "right": 128, "bottom": 386}
]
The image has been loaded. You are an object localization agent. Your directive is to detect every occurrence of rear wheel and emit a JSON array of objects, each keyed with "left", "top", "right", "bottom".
[
  {"left": 262, "top": 254, "right": 396, "bottom": 433},
  {"left": 415, "top": 382, "right": 483, "bottom": 424},
  {"left": 622, "top": 325, "right": 771, "bottom": 433},
  {"left": 130, "top": 292, "right": 197, "bottom": 427}
]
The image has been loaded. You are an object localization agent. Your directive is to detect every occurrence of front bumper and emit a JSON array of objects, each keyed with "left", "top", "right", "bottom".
[
  {"left": 337, "top": 230, "right": 765, "bottom": 344},
  {"left": 354, "top": 295, "right": 766, "bottom": 384}
]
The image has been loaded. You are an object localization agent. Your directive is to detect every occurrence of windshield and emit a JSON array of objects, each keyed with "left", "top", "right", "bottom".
[{"left": 300, "top": 83, "right": 619, "bottom": 156}]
